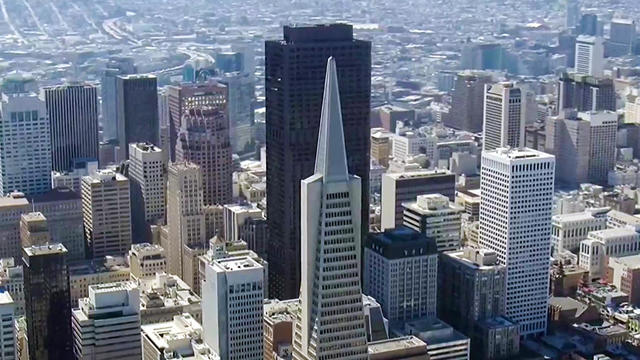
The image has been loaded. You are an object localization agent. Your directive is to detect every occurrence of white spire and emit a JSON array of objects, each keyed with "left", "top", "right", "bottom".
[{"left": 314, "top": 57, "right": 349, "bottom": 183}]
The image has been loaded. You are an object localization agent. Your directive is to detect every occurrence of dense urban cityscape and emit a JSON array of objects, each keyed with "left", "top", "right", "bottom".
[{"left": 0, "top": 0, "right": 639, "bottom": 359}]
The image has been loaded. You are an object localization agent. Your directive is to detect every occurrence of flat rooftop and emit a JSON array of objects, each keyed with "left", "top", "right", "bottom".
[
  {"left": 24, "top": 243, "right": 67, "bottom": 256},
  {"left": 368, "top": 336, "right": 427, "bottom": 354}
]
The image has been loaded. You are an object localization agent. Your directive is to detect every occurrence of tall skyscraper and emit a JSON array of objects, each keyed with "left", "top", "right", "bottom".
[
  {"left": 579, "top": 13, "right": 599, "bottom": 36},
  {"left": 557, "top": 72, "right": 615, "bottom": 112},
  {"left": 176, "top": 107, "right": 232, "bottom": 206},
  {"left": 72, "top": 282, "right": 141, "bottom": 360},
  {"left": 101, "top": 57, "right": 137, "bottom": 141},
  {"left": 479, "top": 148, "right": 555, "bottom": 337},
  {"left": 265, "top": 24, "right": 371, "bottom": 299},
  {"left": 202, "top": 256, "right": 264, "bottom": 360},
  {"left": 43, "top": 83, "right": 99, "bottom": 172},
  {"left": 23, "top": 243, "right": 72, "bottom": 359},
  {"left": 609, "top": 18, "right": 636, "bottom": 56},
  {"left": 446, "top": 70, "right": 493, "bottom": 133},
  {"left": 566, "top": 0, "right": 581, "bottom": 29},
  {"left": 292, "top": 58, "right": 368, "bottom": 360},
  {"left": 0, "top": 88, "right": 52, "bottom": 196},
  {"left": 115, "top": 75, "right": 159, "bottom": 160},
  {"left": 575, "top": 35, "right": 604, "bottom": 77},
  {"left": 483, "top": 82, "right": 524, "bottom": 151},
  {"left": 545, "top": 110, "right": 617, "bottom": 185},
  {"left": 166, "top": 81, "right": 227, "bottom": 162},
  {"left": 81, "top": 170, "right": 132, "bottom": 258},
  {"left": 128, "top": 143, "right": 167, "bottom": 242},
  {"left": 219, "top": 72, "right": 256, "bottom": 153},
  {"left": 164, "top": 162, "right": 206, "bottom": 280}
]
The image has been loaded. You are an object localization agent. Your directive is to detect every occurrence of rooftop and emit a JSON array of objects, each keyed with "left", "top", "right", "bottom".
[
  {"left": 29, "top": 187, "right": 81, "bottom": 203},
  {"left": 368, "top": 335, "right": 427, "bottom": 355},
  {"left": 23, "top": 243, "right": 67, "bottom": 256},
  {"left": 485, "top": 147, "right": 554, "bottom": 161},
  {"left": 215, "top": 256, "right": 261, "bottom": 272}
]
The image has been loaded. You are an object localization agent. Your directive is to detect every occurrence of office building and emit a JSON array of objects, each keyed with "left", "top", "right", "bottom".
[
  {"left": 474, "top": 317, "right": 520, "bottom": 360},
  {"left": 23, "top": 243, "right": 71, "bottom": 359},
  {"left": 446, "top": 71, "right": 493, "bottom": 133},
  {"left": 164, "top": 162, "right": 206, "bottom": 282},
  {"left": 479, "top": 148, "right": 555, "bottom": 336},
  {"left": 139, "top": 272, "right": 202, "bottom": 325},
  {"left": 68, "top": 256, "right": 131, "bottom": 304},
  {"left": 403, "top": 194, "right": 464, "bottom": 252},
  {"left": 392, "top": 132, "right": 436, "bottom": 163},
  {"left": 557, "top": 72, "right": 615, "bottom": 112},
  {"left": 0, "top": 89, "right": 51, "bottom": 196},
  {"left": 265, "top": 24, "right": 371, "bottom": 299},
  {"left": 0, "top": 193, "right": 30, "bottom": 260},
  {"left": 367, "top": 336, "right": 429, "bottom": 360},
  {"left": 580, "top": 13, "right": 600, "bottom": 36},
  {"left": 551, "top": 209, "right": 607, "bottom": 255},
  {"left": 141, "top": 313, "right": 218, "bottom": 360},
  {"left": 43, "top": 83, "right": 99, "bottom": 172},
  {"left": 240, "top": 216, "right": 268, "bottom": 261},
  {"left": 371, "top": 131, "right": 393, "bottom": 168},
  {"left": 580, "top": 228, "right": 640, "bottom": 279},
  {"left": 115, "top": 75, "right": 159, "bottom": 160},
  {"left": 128, "top": 143, "right": 167, "bottom": 242},
  {"left": 0, "top": 259, "right": 24, "bottom": 316},
  {"left": 607, "top": 254, "right": 640, "bottom": 306},
  {"left": 0, "top": 292, "right": 14, "bottom": 360},
  {"left": 81, "top": 170, "right": 132, "bottom": 258},
  {"left": 483, "top": 82, "right": 524, "bottom": 151},
  {"left": 377, "top": 105, "right": 414, "bottom": 133},
  {"left": 223, "top": 203, "right": 263, "bottom": 243},
  {"left": 19, "top": 212, "right": 49, "bottom": 248},
  {"left": 129, "top": 243, "right": 166, "bottom": 281},
  {"left": 202, "top": 256, "right": 264, "bottom": 360},
  {"left": 31, "top": 187, "right": 85, "bottom": 261},
  {"left": 364, "top": 227, "right": 438, "bottom": 322},
  {"left": 176, "top": 107, "right": 232, "bottom": 206},
  {"left": 438, "top": 248, "right": 506, "bottom": 334},
  {"left": 71, "top": 282, "right": 141, "bottom": 360},
  {"left": 546, "top": 110, "right": 617, "bottom": 185},
  {"left": 166, "top": 81, "right": 227, "bottom": 161},
  {"left": 566, "top": 0, "right": 580, "bottom": 28},
  {"left": 461, "top": 42, "right": 504, "bottom": 71},
  {"left": 293, "top": 58, "right": 368, "bottom": 359},
  {"left": 394, "top": 317, "right": 470, "bottom": 360},
  {"left": 575, "top": 36, "right": 604, "bottom": 77},
  {"left": 51, "top": 159, "right": 99, "bottom": 194},
  {"left": 101, "top": 57, "right": 136, "bottom": 141},
  {"left": 263, "top": 299, "right": 297, "bottom": 360},
  {"left": 381, "top": 170, "right": 455, "bottom": 230},
  {"left": 609, "top": 18, "right": 636, "bottom": 56},
  {"left": 219, "top": 72, "right": 255, "bottom": 153}
]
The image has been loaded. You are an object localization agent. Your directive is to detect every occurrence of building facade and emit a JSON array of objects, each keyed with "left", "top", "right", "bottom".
[
  {"left": 403, "top": 194, "right": 464, "bottom": 252},
  {"left": 483, "top": 82, "right": 524, "bottom": 151}
]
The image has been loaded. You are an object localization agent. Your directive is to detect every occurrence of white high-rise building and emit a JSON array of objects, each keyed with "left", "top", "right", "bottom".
[
  {"left": 128, "top": 143, "right": 167, "bottom": 224},
  {"left": 71, "top": 282, "right": 141, "bottom": 360},
  {"left": 483, "top": 82, "right": 524, "bottom": 151},
  {"left": 575, "top": 35, "right": 604, "bottom": 77},
  {"left": 81, "top": 170, "right": 132, "bottom": 258},
  {"left": 292, "top": 57, "right": 368, "bottom": 360},
  {"left": 0, "top": 90, "right": 51, "bottom": 196},
  {"left": 202, "top": 256, "right": 264, "bottom": 360},
  {"left": 164, "top": 162, "right": 206, "bottom": 280},
  {"left": 0, "top": 292, "right": 15, "bottom": 360},
  {"left": 479, "top": 148, "right": 555, "bottom": 337}
]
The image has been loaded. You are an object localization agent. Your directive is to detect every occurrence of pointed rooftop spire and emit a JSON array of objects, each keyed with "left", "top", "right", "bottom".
[{"left": 314, "top": 57, "right": 349, "bottom": 183}]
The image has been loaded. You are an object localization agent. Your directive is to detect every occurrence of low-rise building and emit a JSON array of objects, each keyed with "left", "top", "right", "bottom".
[
  {"left": 403, "top": 194, "right": 463, "bottom": 252},
  {"left": 367, "top": 336, "right": 429, "bottom": 360},
  {"left": 394, "top": 317, "right": 470, "bottom": 360},
  {"left": 607, "top": 254, "right": 640, "bottom": 306},
  {"left": 68, "top": 256, "right": 130, "bottom": 304},
  {"left": 551, "top": 209, "right": 607, "bottom": 255},
  {"left": 141, "top": 313, "right": 219, "bottom": 360},
  {"left": 129, "top": 243, "right": 166, "bottom": 281},
  {"left": 579, "top": 227, "right": 640, "bottom": 279},
  {"left": 263, "top": 299, "right": 297, "bottom": 360},
  {"left": 139, "top": 272, "right": 202, "bottom": 325},
  {"left": 0, "top": 258, "right": 24, "bottom": 316}
]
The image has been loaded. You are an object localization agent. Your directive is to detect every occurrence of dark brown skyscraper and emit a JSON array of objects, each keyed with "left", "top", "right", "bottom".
[
  {"left": 446, "top": 71, "right": 493, "bottom": 133},
  {"left": 265, "top": 24, "right": 371, "bottom": 299},
  {"left": 23, "top": 243, "right": 71, "bottom": 360}
]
